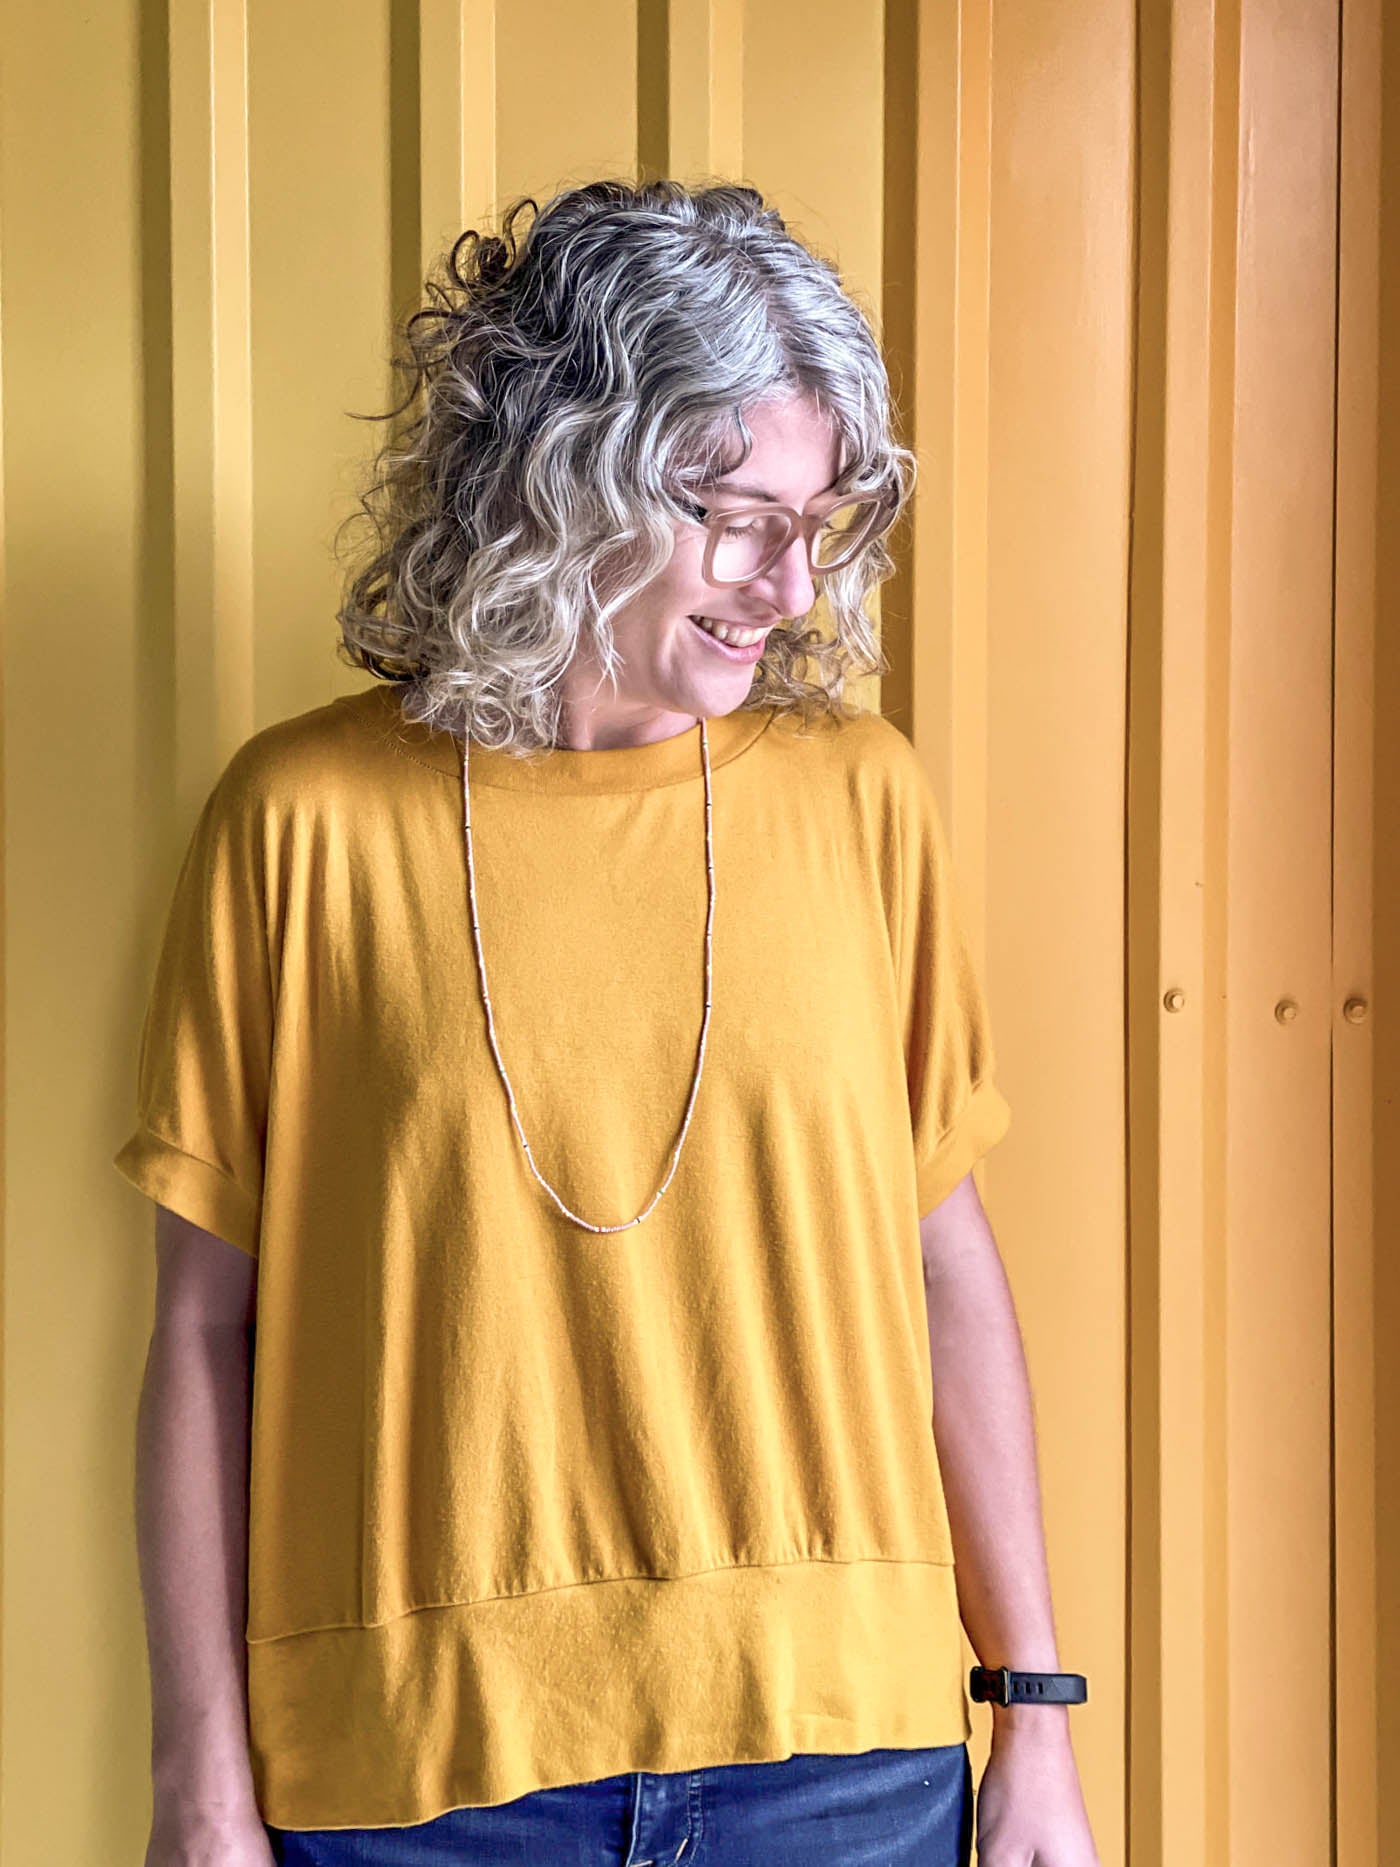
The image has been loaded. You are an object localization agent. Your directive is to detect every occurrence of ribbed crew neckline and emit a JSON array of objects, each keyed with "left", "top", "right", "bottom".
[{"left": 340, "top": 681, "right": 778, "bottom": 793}]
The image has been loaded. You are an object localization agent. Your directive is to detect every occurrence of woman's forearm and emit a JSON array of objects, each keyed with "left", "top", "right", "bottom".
[
  {"left": 922, "top": 1229, "right": 1072, "bottom": 1743},
  {"left": 134, "top": 1320, "right": 261, "bottom": 1813}
]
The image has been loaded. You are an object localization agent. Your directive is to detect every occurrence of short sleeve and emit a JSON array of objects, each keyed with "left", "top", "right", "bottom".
[
  {"left": 892, "top": 751, "right": 1011, "bottom": 1217},
  {"left": 111, "top": 752, "right": 275, "bottom": 1258}
]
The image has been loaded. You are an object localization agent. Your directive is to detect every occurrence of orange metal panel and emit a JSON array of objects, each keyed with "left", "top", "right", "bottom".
[
  {"left": 1332, "top": 0, "right": 1381, "bottom": 1857},
  {"left": 1226, "top": 4, "right": 1338, "bottom": 1858}
]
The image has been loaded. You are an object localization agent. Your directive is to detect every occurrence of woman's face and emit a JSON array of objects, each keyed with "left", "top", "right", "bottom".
[{"left": 554, "top": 390, "right": 844, "bottom": 750}]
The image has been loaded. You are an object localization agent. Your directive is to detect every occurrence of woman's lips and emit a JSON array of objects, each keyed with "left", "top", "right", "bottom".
[{"left": 687, "top": 614, "right": 769, "bottom": 662}]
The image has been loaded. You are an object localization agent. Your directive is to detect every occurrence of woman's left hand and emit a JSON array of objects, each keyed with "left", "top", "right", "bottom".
[{"left": 973, "top": 1717, "right": 1101, "bottom": 1866}]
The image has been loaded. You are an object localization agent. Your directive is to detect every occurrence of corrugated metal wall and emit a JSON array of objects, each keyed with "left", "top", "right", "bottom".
[{"left": 0, "top": 1, "right": 1389, "bottom": 1861}]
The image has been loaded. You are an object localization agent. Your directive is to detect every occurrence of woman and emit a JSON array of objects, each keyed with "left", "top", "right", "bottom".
[{"left": 117, "top": 179, "right": 1099, "bottom": 1866}]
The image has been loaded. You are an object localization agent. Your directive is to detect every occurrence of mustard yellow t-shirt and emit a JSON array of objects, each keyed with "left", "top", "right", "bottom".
[{"left": 112, "top": 681, "right": 1011, "bottom": 1832}]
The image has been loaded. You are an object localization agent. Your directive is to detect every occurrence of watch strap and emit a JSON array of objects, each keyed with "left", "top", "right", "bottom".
[{"left": 968, "top": 1666, "right": 1088, "bottom": 1706}]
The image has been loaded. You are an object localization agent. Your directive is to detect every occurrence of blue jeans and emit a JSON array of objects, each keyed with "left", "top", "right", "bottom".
[{"left": 265, "top": 1742, "right": 974, "bottom": 1865}]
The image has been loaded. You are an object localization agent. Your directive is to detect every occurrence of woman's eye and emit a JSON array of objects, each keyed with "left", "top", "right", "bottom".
[{"left": 679, "top": 498, "right": 760, "bottom": 538}]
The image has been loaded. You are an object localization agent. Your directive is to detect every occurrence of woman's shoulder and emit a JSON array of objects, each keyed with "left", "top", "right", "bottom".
[
  {"left": 762, "top": 700, "right": 928, "bottom": 797},
  {"left": 198, "top": 684, "right": 415, "bottom": 828}
]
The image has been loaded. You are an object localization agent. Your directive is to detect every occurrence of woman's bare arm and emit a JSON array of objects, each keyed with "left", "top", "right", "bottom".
[
  {"left": 135, "top": 1206, "right": 267, "bottom": 1846},
  {"left": 919, "top": 1172, "right": 1100, "bottom": 1863},
  {"left": 919, "top": 1172, "right": 1070, "bottom": 1735}
]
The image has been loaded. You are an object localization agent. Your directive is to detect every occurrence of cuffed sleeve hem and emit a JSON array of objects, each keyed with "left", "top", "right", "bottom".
[
  {"left": 112, "top": 1124, "right": 261, "bottom": 1258},
  {"left": 915, "top": 1077, "right": 1012, "bottom": 1219}
]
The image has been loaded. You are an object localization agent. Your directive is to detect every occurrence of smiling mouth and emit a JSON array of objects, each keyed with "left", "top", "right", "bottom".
[{"left": 688, "top": 614, "right": 771, "bottom": 648}]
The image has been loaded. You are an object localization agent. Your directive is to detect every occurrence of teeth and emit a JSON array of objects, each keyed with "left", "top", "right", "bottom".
[{"left": 691, "top": 615, "right": 766, "bottom": 647}]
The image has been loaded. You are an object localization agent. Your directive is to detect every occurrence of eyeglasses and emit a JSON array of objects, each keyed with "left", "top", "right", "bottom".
[{"left": 680, "top": 490, "right": 897, "bottom": 588}]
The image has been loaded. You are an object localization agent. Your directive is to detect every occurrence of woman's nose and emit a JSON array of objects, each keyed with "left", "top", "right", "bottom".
[{"left": 757, "top": 529, "right": 819, "bottom": 617}]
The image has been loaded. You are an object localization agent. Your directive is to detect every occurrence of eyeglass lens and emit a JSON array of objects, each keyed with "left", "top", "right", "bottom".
[{"left": 709, "top": 500, "right": 880, "bottom": 583}]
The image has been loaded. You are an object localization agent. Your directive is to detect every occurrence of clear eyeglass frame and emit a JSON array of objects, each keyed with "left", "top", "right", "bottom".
[{"left": 682, "top": 490, "right": 897, "bottom": 588}]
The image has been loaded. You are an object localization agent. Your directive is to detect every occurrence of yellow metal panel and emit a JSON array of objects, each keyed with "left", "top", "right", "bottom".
[
  {"left": 1, "top": 5, "right": 151, "bottom": 1863},
  {"left": 666, "top": 0, "right": 744, "bottom": 182},
  {"left": 740, "top": 0, "right": 887, "bottom": 716},
  {"left": 418, "top": 0, "right": 497, "bottom": 268},
  {"left": 740, "top": 0, "right": 884, "bottom": 321},
  {"left": 976, "top": 2, "right": 1137, "bottom": 1851},
  {"left": 169, "top": 0, "right": 255, "bottom": 808},
  {"left": 1130, "top": 2, "right": 1217, "bottom": 1861},
  {"left": 496, "top": 0, "right": 638, "bottom": 207},
  {"left": 246, "top": 0, "right": 394, "bottom": 710}
]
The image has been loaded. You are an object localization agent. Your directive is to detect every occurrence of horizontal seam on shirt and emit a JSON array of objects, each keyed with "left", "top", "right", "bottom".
[{"left": 245, "top": 1551, "right": 958, "bottom": 1644}]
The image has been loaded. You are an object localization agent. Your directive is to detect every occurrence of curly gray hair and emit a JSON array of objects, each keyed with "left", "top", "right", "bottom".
[{"left": 333, "top": 177, "right": 917, "bottom": 755}]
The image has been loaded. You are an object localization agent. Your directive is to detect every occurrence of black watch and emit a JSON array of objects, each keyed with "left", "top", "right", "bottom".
[{"left": 969, "top": 1666, "right": 1088, "bottom": 1706}]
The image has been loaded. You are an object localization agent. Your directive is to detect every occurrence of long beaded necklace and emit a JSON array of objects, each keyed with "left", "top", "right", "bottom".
[{"left": 459, "top": 717, "right": 715, "bottom": 1232}]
